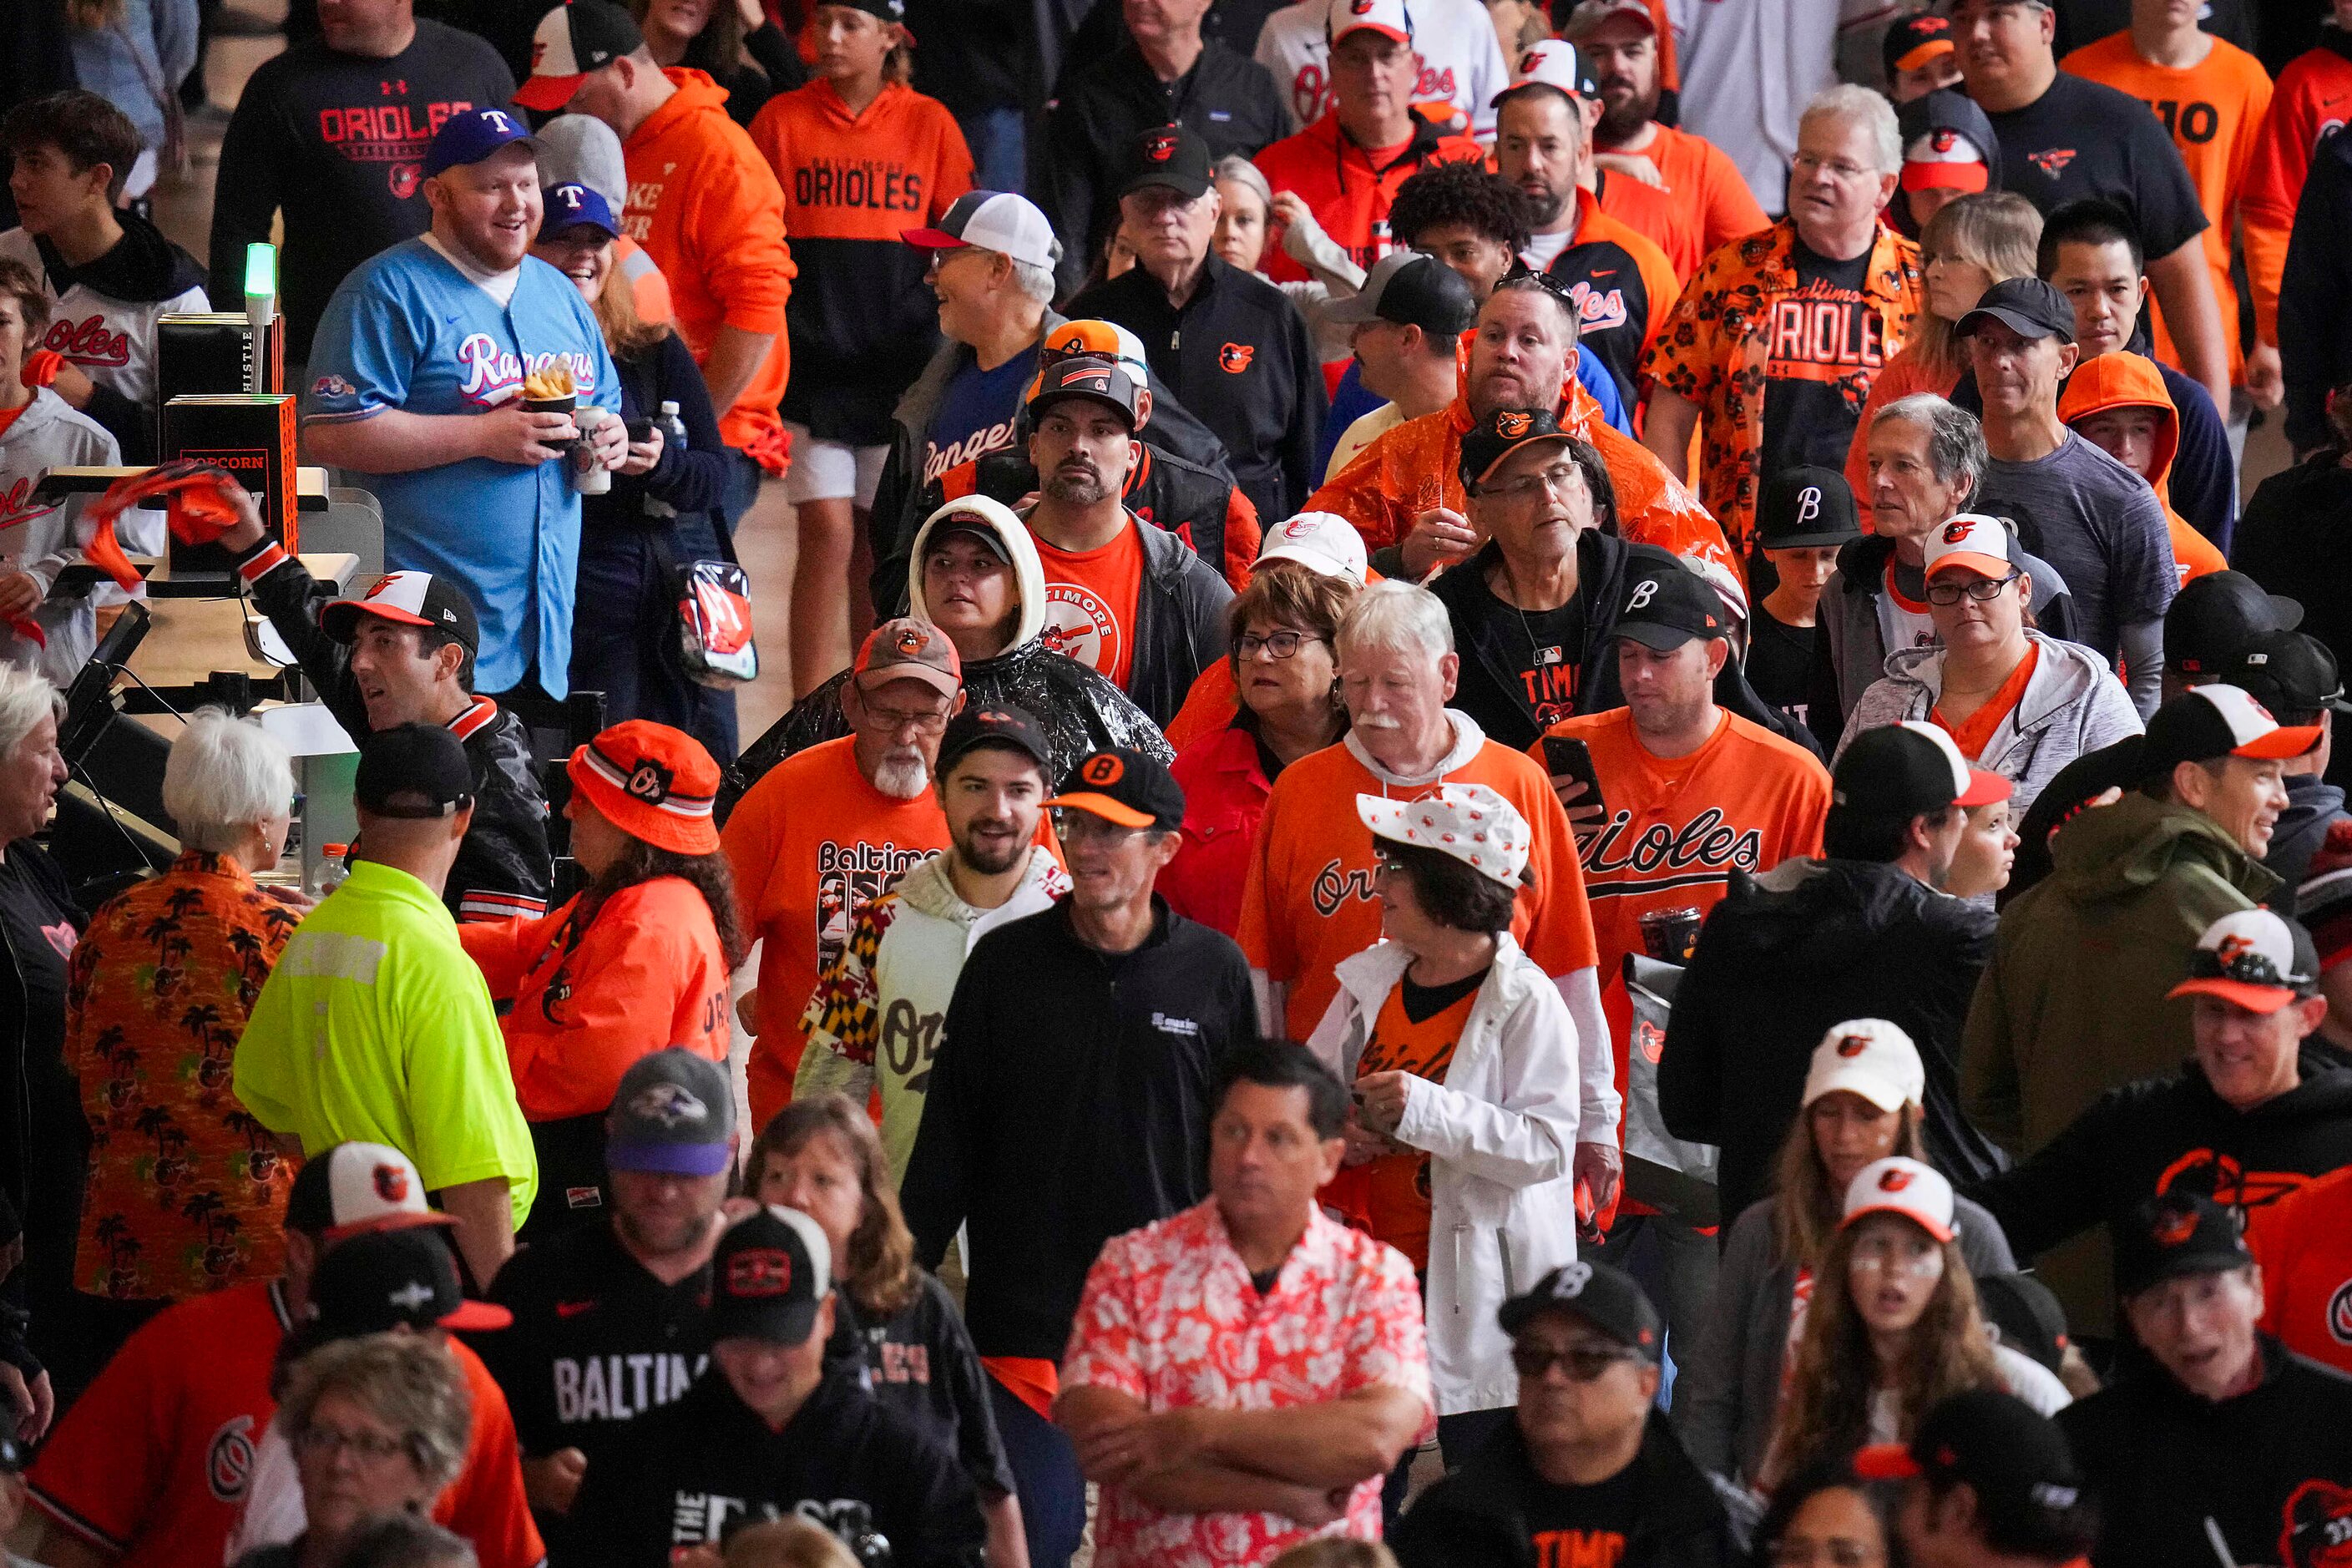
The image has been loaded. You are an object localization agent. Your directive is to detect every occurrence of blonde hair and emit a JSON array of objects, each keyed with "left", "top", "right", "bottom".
[
  {"left": 1914, "top": 192, "right": 2044, "bottom": 375},
  {"left": 277, "top": 1334, "right": 473, "bottom": 1495},
  {"left": 590, "top": 253, "right": 669, "bottom": 362},
  {"left": 721, "top": 1520, "right": 858, "bottom": 1568}
]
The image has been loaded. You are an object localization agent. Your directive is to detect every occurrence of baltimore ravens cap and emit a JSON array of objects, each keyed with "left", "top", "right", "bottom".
[{"left": 605, "top": 1049, "right": 735, "bottom": 1176}]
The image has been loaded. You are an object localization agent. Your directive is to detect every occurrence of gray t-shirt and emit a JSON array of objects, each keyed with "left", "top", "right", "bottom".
[{"left": 1975, "top": 432, "right": 2176, "bottom": 662}]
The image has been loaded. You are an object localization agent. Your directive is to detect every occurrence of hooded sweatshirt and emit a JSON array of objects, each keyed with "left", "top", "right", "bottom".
[
  {"left": 1251, "top": 110, "right": 1487, "bottom": 282},
  {"left": 2058, "top": 351, "right": 2228, "bottom": 590},
  {"left": 1835, "top": 630, "right": 2144, "bottom": 814},
  {"left": 620, "top": 69, "right": 797, "bottom": 472},
  {"left": 0, "top": 389, "right": 119, "bottom": 686},
  {"left": 0, "top": 212, "right": 209, "bottom": 465}
]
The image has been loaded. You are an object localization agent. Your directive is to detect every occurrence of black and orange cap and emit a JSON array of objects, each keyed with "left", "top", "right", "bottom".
[{"left": 1048, "top": 747, "right": 1184, "bottom": 832}]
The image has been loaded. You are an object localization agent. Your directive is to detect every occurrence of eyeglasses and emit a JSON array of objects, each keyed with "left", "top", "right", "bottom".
[
  {"left": 295, "top": 1424, "right": 410, "bottom": 1464},
  {"left": 1054, "top": 810, "right": 1147, "bottom": 844},
  {"left": 1510, "top": 1341, "right": 1644, "bottom": 1382},
  {"left": 862, "top": 702, "right": 953, "bottom": 735},
  {"left": 1481, "top": 462, "right": 1588, "bottom": 503},
  {"left": 1791, "top": 153, "right": 1879, "bottom": 181},
  {"left": 1924, "top": 570, "right": 2021, "bottom": 606},
  {"left": 1237, "top": 630, "right": 1328, "bottom": 660}
]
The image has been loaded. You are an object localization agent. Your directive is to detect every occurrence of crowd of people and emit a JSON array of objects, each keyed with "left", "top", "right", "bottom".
[{"left": 15, "top": 0, "right": 2352, "bottom": 1562}]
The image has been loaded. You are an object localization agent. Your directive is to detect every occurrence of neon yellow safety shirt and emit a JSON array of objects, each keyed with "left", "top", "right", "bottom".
[{"left": 234, "top": 859, "right": 539, "bottom": 1224}]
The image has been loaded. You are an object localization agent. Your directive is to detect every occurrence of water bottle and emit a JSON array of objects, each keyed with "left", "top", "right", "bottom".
[{"left": 655, "top": 400, "right": 688, "bottom": 451}]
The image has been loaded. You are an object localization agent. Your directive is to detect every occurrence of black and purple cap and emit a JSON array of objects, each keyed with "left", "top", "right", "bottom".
[{"left": 605, "top": 1049, "right": 735, "bottom": 1176}]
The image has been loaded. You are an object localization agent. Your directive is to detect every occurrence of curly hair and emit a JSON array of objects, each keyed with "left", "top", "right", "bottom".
[
  {"left": 1762, "top": 1219, "right": 2000, "bottom": 1491},
  {"left": 277, "top": 1333, "right": 473, "bottom": 1495},
  {"left": 1388, "top": 161, "right": 1531, "bottom": 255},
  {"left": 747, "top": 1094, "right": 920, "bottom": 1320},
  {"left": 582, "top": 837, "right": 749, "bottom": 970}
]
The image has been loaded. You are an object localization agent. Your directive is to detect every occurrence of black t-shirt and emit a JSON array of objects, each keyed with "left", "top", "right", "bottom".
[
  {"left": 1983, "top": 71, "right": 2209, "bottom": 260},
  {"left": 206, "top": 20, "right": 516, "bottom": 359},
  {"left": 0, "top": 849, "right": 74, "bottom": 1111},
  {"left": 1400, "top": 968, "right": 1490, "bottom": 1024},
  {"left": 1745, "top": 604, "right": 1817, "bottom": 730},
  {"left": 1521, "top": 1460, "right": 1646, "bottom": 1565},
  {"left": 1760, "top": 240, "right": 1879, "bottom": 483},
  {"left": 1463, "top": 569, "right": 1589, "bottom": 739},
  {"left": 823, "top": 1273, "right": 1016, "bottom": 1498}
]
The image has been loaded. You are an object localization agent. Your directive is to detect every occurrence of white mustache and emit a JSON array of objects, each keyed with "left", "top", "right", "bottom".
[{"left": 1353, "top": 711, "right": 1404, "bottom": 731}]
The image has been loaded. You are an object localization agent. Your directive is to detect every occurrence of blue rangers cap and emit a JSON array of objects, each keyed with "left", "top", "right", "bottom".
[
  {"left": 423, "top": 106, "right": 536, "bottom": 179},
  {"left": 539, "top": 182, "right": 620, "bottom": 241}
]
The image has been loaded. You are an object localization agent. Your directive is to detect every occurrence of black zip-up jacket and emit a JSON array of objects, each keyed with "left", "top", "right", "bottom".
[
  {"left": 1662, "top": 857, "right": 2001, "bottom": 1227},
  {"left": 900, "top": 898, "right": 1255, "bottom": 1360},
  {"left": 2269, "top": 775, "right": 2350, "bottom": 898},
  {"left": 1076, "top": 511, "right": 1234, "bottom": 730},
  {"left": 0, "top": 837, "right": 82, "bottom": 1332},
  {"left": 589, "top": 329, "right": 731, "bottom": 535},
  {"left": 1431, "top": 534, "right": 1819, "bottom": 757},
  {"left": 2236, "top": 453, "right": 2352, "bottom": 725},
  {"left": 18, "top": 213, "right": 206, "bottom": 463},
  {"left": 1044, "top": 39, "right": 1286, "bottom": 298},
  {"left": 1391, "top": 1411, "right": 1738, "bottom": 1568},
  {"left": 1970, "top": 1049, "right": 2352, "bottom": 1267},
  {"left": 1070, "top": 254, "right": 1327, "bottom": 525},
  {"left": 2284, "top": 124, "right": 2352, "bottom": 453},
  {"left": 564, "top": 1361, "right": 986, "bottom": 1568},
  {"left": 229, "top": 539, "right": 554, "bottom": 923},
  {"left": 2060, "top": 1338, "right": 2352, "bottom": 1568}
]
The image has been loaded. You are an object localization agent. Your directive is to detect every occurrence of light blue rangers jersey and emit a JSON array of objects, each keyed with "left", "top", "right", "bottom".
[{"left": 304, "top": 236, "right": 619, "bottom": 695}]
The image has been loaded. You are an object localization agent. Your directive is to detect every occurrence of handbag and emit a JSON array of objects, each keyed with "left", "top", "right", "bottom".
[
  {"left": 1621, "top": 952, "right": 1722, "bottom": 1227},
  {"left": 671, "top": 553, "right": 759, "bottom": 688}
]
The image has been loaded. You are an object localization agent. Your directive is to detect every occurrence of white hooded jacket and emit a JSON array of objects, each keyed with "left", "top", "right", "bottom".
[{"left": 0, "top": 388, "right": 120, "bottom": 684}]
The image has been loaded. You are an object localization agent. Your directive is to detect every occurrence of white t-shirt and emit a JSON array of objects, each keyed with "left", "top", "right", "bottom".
[
  {"left": 1326, "top": 400, "right": 1405, "bottom": 482},
  {"left": 1522, "top": 228, "right": 1573, "bottom": 271},
  {"left": 1666, "top": 0, "right": 1890, "bottom": 217},
  {"left": 1255, "top": 0, "right": 1510, "bottom": 136}
]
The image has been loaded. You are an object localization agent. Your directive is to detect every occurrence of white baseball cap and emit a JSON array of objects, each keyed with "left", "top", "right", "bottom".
[
  {"left": 903, "top": 190, "right": 1063, "bottom": 273},
  {"left": 1258, "top": 512, "right": 1369, "bottom": 586},
  {"left": 286, "top": 1142, "right": 454, "bottom": 1238},
  {"left": 1358, "top": 783, "right": 1532, "bottom": 888},
  {"left": 1803, "top": 1019, "right": 1926, "bottom": 1113},
  {"left": 1842, "top": 1156, "right": 1956, "bottom": 1243},
  {"left": 1923, "top": 513, "right": 2016, "bottom": 582},
  {"left": 1328, "top": 0, "right": 1413, "bottom": 46},
  {"left": 1493, "top": 38, "right": 1597, "bottom": 106},
  {"left": 2167, "top": 907, "right": 2322, "bottom": 1014}
]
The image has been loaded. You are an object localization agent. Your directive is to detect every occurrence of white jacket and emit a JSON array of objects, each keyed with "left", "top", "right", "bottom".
[
  {"left": 0, "top": 389, "right": 119, "bottom": 685},
  {"left": 1308, "top": 932, "right": 1611, "bottom": 1416}
]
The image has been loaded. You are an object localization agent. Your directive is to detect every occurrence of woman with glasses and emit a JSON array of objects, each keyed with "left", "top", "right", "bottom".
[
  {"left": 236, "top": 1335, "right": 472, "bottom": 1568},
  {"left": 1834, "top": 513, "right": 2139, "bottom": 817},
  {"left": 1759, "top": 1155, "right": 2066, "bottom": 1494},
  {"left": 1674, "top": 1024, "right": 2018, "bottom": 1493},
  {"left": 1162, "top": 559, "right": 1357, "bottom": 935}
]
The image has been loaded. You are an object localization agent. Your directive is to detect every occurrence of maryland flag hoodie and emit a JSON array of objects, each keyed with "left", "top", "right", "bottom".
[
  {"left": 621, "top": 69, "right": 798, "bottom": 471},
  {"left": 2057, "top": 350, "right": 2225, "bottom": 590}
]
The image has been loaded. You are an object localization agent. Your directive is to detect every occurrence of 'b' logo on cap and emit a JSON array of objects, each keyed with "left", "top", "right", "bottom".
[
  {"left": 1625, "top": 579, "right": 1658, "bottom": 613},
  {"left": 1796, "top": 486, "right": 1822, "bottom": 525},
  {"left": 1082, "top": 755, "right": 1125, "bottom": 786}
]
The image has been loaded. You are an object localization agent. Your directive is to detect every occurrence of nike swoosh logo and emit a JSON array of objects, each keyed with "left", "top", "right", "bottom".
[
  {"left": 555, "top": 1300, "right": 596, "bottom": 1318},
  {"left": 1590, "top": 269, "right": 1616, "bottom": 277}
]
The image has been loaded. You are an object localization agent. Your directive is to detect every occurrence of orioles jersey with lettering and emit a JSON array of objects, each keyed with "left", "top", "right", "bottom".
[
  {"left": 749, "top": 78, "right": 973, "bottom": 446},
  {"left": 1532, "top": 707, "right": 1828, "bottom": 1112},
  {"left": 1237, "top": 731, "right": 1597, "bottom": 1041},
  {"left": 1538, "top": 194, "right": 1682, "bottom": 412}
]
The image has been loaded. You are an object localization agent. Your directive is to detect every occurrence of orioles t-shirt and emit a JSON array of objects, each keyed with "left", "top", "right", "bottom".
[
  {"left": 1327, "top": 973, "right": 1484, "bottom": 1270},
  {"left": 1984, "top": 70, "right": 2208, "bottom": 260},
  {"left": 1761, "top": 240, "right": 1880, "bottom": 480},
  {"left": 1033, "top": 522, "right": 1146, "bottom": 690},
  {"left": 1523, "top": 1462, "right": 1644, "bottom": 1567}
]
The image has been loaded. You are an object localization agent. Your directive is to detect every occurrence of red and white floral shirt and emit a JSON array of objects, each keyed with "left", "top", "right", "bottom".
[{"left": 1061, "top": 1198, "right": 1434, "bottom": 1565}]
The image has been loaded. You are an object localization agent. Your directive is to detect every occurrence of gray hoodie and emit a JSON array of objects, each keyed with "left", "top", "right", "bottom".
[
  {"left": 0, "top": 389, "right": 121, "bottom": 685},
  {"left": 1834, "top": 630, "right": 2143, "bottom": 814}
]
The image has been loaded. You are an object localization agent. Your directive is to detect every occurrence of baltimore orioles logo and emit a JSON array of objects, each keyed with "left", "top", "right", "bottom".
[
  {"left": 1930, "top": 129, "right": 1959, "bottom": 154},
  {"left": 2027, "top": 148, "right": 2077, "bottom": 177},
  {"left": 1082, "top": 755, "right": 1125, "bottom": 786},
  {"left": 2156, "top": 1147, "right": 2308, "bottom": 1212},
  {"left": 373, "top": 1163, "right": 410, "bottom": 1204},
  {"left": 1879, "top": 1167, "right": 1914, "bottom": 1192},
  {"left": 2329, "top": 1279, "right": 2352, "bottom": 1346},
  {"left": 2151, "top": 1204, "right": 2201, "bottom": 1247},
  {"left": 2279, "top": 1477, "right": 2352, "bottom": 1568},
  {"left": 1495, "top": 411, "right": 1533, "bottom": 438},
  {"left": 1837, "top": 1033, "right": 1871, "bottom": 1058},
  {"left": 626, "top": 760, "right": 673, "bottom": 802},
  {"left": 1059, "top": 364, "right": 1115, "bottom": 393},
  {"left": 1519, "top": 48, "right": 1545, "bottom": 74},
  {"left": 726, "top": 1248, "right": 794, "bottom": 1297},
  {"left": 1219, "top": 342, "right": 1254, "bottom": 373},
  {"left": 894, "top": 625, "right": 928, "bottom": 655},
  {"left": 1941, "top": 519, "right": 1974, "bottom": 544},
  {"left": 1635, "top": 1019, "right": 1666, "bottom": 1065},
  {"left": 1143, "top": 128, "right": 1178, "bottom": 163},
  {"left": 1349, "top": 0, "right": 1375, "bottom": 13},
  {"left": 2214, "top": 932, "right": 2260, "bottom": 969}
]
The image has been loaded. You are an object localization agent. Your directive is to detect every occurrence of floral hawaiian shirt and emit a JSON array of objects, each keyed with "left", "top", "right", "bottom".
[
  {"left": 68, "top": 852, "right": 301, "bottom": 1298},
  {"left": 1061, "top": 1198, "right": 1434, "bottom": 1565}
]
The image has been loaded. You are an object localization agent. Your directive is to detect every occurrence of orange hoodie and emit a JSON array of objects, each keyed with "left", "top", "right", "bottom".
[
  {"left": 621, "top": 69, "right": 799, "bottom": 471},
  {"left": 2057, "top": 351, "right": 2225, "bottom": 589}
]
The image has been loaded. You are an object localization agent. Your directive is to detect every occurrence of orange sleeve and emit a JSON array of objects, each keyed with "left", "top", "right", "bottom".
[
  {"left": 439, "top": 1351, "right": 548, "bottom": 1568},
  {"left": 1235, "top": 778, "right": 1289, "bottom": 976},
  {"left": 721, "top": 780, "right": 783, "bottom": 937},
  {"left": 746, "top": 92, "right": 792, "bottom": 182},
  {"left": 23, "top": 1309, "right": 176, "bottom": 1552},
  {"left": 1304, "top": 432, "right": 1419, "bottom": 552},
  {"left": 928, "top": 100, "right": 976, "bottom": 216},
  {"left": 1515, "top": 766, "right": 1599, "bottom": 977},
  {"left": 457, "top": 905, "right": 567, "bottom": 1003},
  {"left": 695, "top": 138, "right": 796, "bottom": 338},
  {"left": 1692, "top": 140, "right": 1768, "bottom": 255},
  {"left": 1222, "top": 484, "right": 1262, "bottom": 590},
  {"left": 509, "top": 888, "right": 728, "bottom": 1117}
]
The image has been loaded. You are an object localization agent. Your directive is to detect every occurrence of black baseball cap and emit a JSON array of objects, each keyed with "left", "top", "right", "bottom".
[
  {"left": 1324, "top": 250, "right": 1478, "bottom": 336},
  {"left": 711, "top": 1206, "right": 832, "bottom": 1346},
  {"left": 2114, "top": 1191, "right": 2252, "bottom": 1298},
  {"left": 605, "top": 1050, "right": 735, "bottom": 1176},
  {"left": 1460, "top": 406, "right": 1577, "bottom": 491},
  {"left": 1854, "top": 1391, "right": 2092, "bottom": 1548},
  {"left": 1957, "top": 277, "right": 2076, "bottom": 344},
  {"left": 304, "top": 1227, "right": 513, "bottom": 1337},
  {"left": 2167, "top": 569, "right": 2302, "bottom": 680},
  {"left": 354, "top": 723, "right": 475, "bottom": 819},
  {"left": 320, "top": 570, "right": 480, "bottom": 655},
  {"left": 2214, "top": 630, "right": 2352, "bottom": 720},
  {"left": 1615, "top": 559, "right": 1727, "bottom": 651},
  {"left": 1834, "top": 721, "right": 2012, "bottom": 817},
  {"left": 925, "top": 510, "right": 1013, "bottom": 566},
  {"left": 1498, "top": 1260, "right": 1663, "bottom": 1362},
  {"left": 2140, "top": 682, "right": 2324, "bottom": 779},
  {"left": 1027, "top": 353, "right": 1142, "bottom": 430},
  {"left": 1975, "top": 1272, "right": 2070, "bottom": 1378},
  {"left": 1121, "top": 123, "right": 1213, "bottom": 200},
  {"left": 1884, "top": 10, "right": 1955, "bottom": 75},
  {"left": 1757, "top": 467, "right": 1862, "bottom": 549},
  {"left": 1048, "top": 747, "right": 1185, "bottom": 832},
  {"left": 939, "top": 702, "right": 1052, "bottom": 776}
]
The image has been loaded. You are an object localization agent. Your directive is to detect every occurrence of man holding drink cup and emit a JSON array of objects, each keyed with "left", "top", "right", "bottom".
[{"left": 302, "top": 107, "right": 626, "bottom": 701}]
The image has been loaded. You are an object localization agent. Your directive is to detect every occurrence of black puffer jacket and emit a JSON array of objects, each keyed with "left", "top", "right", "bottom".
[
  {"left": 928, "top": 438, "right": 1260, "bottom": 591},
  {"left": 230, "top": 539, "right": 554, "bottom": 923}
]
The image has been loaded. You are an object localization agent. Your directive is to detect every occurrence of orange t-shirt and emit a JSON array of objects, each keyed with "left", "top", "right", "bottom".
[
  {"left": 1615, "top": 124, "right": 1770, "bottom": 283},
  {"left": 1033, "top": 521, "right": 1146, "bottom": 690},
  {"left": 1531, "top": 708, "right": 1828, "bottom": 1113},
  {"left": 2248, "top": 1163, "right": 2352, "bottom": 1377},
  {"left": 1934, "top": 643, "right": 2041, "bottom": 764},
  {"left": 1592, "top": 164, "right": 1696, "bottom": 284},
  {"left": 1237, "top": 736, "right": 1598, "bottom": 1041},
  {"left": 1328, "top": 981, "right": 1479, "bottom": 1270},
  {"left": 2061, "top": 34, "right": 2274, "bottom": 384}
]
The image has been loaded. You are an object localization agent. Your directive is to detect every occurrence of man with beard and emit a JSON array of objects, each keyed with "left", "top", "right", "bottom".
[
  {"left": 1019, "top": 354, "right": 1235, "bottom": 728},
  {"left": 725, "top": 618, "right": 1042, "bottom": 1129},
  {"left": 797, "top": 706, "right": 1070, "bottom": 1183},
  {"left": 1562, "top": 0, "right": 1767, "bottom": 282}
]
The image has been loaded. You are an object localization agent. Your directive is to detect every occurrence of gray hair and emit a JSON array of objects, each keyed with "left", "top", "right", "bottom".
[
  {"left": 1337, "top": 579, "right": 1455, "bottom": 668},
  {"left": 1211, "top": 154, "right": 1273, "bottom": 213},
  {"left": 163, "top": 709, "right": 296, "bottom": 857},
  {"left": 1802, "top": 83, "right": 1903, "bottom": 178},
  {"left": 0, "top": 664, "right": 60, "bottom": 761},
  {"left": 1872, "top": 393, "right": 1985, "bottom": 493},
  {"left": 334, "top": 1515, "right": 479, "bottom": 1568},
  {"left": 1009, "top": 257, "right": 1058, "bottom": 305},
  {"left": 278, "top": 1333, "right": 473, "bottom": 1495}
]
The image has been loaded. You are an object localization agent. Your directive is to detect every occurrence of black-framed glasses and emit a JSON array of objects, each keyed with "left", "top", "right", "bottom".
[
  {"left": 1237, "top": 630, "right": 1327, "bottom": 660},
  {"left": 1509, "top": 1342, "right": 1643, "bottom": 1382},
  {"left": 1925, "top": 570, "right": 2021, "bottom": 606},
  {"left": 1481, "top": 462, "right": 1589, "bottom": 503}
]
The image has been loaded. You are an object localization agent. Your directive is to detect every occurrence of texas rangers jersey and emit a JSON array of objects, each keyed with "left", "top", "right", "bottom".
[
  {"left": 303, "top": 235, "right": 618, "bottom": 695},
  {"left": 1254, "top": 0, "right": 1510, "bottom": 136}
]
